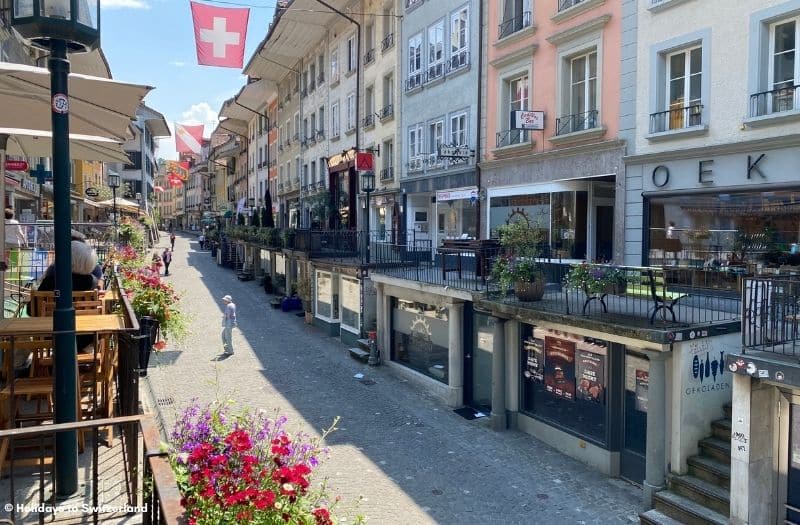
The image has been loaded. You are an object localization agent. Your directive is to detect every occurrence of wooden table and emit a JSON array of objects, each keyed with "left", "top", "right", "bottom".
[{"left": 0, "top": 314, "right": 128, "bottom": 336}]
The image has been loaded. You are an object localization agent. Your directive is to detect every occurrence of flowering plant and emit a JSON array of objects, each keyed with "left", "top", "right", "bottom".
[
  {"left": 122, "top": 267, "right": 188, "bottom": 342},
  {"left": 564, "top": 262, "right": 627, "bottom": 295},
  {"left": 169, "top": 400, "right": 355, "bottom": 525}
]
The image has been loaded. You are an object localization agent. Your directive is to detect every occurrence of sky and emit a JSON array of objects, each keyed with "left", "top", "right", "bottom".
[{"left": 99, "top": 0, "right": 276, "bottom": 160}]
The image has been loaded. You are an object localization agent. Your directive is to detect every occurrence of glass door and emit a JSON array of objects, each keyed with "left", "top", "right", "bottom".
[
  {"left": 466, "top": 313, "right": 493, "bottom": 413},
  {"left": 620, "top": 350, "right": 649, "bottom": 484}
]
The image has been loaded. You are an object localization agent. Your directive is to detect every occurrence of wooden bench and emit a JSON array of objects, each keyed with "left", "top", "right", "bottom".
[{"left": 625, "top": 268, "right": 689, "bottom": 324}]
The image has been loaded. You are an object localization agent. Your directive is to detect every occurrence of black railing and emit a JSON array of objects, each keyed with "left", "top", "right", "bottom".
[
  {"left": 380, "top": 166, "right": 394, "bottom": 180},
  {"left": 498, "top": 11, "right": 532, "bottom": 39},
  {"left": 448, "top": 50, "right": 469, "bottom": 73},
  {"left": 316, "top": 128, "right": 325, "bottom": 139},
  {"left": 427, "top": 62, "right": 444, "bottom": 82},
  {"left": 496, "top": 129, "right": 528, "bottom": 148},
  {"left": 742, "top": 275, "right": 800, "bottom": 356},
  {"left": 379, "top": 103, "right": 394, "bottom": 119},
  {"left": 649, "top": 104, "right": 703, "bottom": 133},
  {"left": 750, "top": 85, "right": 799, "bottom": 117},
  {"left": 364, "top": 49, "right": 375, "bottom": 65},
  {"left": 555, "top": 109, "right": 599, "bottom": 136},
  {"left": 405, "top": 72, "right": 424, "bottom": 91},
  {"left": 559, "top": 0, "right": 586, "bottom": 11},
  {"left": 406, "top": 0, "right": 423, "bottom": 8},
  {"left": 363, "top": 114, "right": 375, "bottom": 127},
  {"left": 381, "top": 33, "right": 394, "bottom": 52}
]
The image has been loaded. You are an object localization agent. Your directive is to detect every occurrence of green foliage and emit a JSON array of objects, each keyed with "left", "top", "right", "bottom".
[
  {"left": 564, "top": 263, "right": 627, "bottom": 295},
  {"left": 491, "top": 222, "right": 546, "bottom": 294}
]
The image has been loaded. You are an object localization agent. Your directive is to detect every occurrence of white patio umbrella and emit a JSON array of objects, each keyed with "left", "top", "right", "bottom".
[{"left": 0, "top": 127, "right": 130, "bottom": 163}]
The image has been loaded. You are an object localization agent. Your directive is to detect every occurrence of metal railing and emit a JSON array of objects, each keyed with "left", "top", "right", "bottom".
[
  {"left": 448, "top": 51, "right": 469, "bottom": 73},
  {"left": 381, "top": 33, "right": 394, "bottom": 52},
  {"left": 363, "top": 114, "right": 375, "bottom": 128},
  {"left": 405, "top": 72, "right": 424, "bottom": 91},
  {"left": 379, "top": 103, "right": 394, "bottom": 119},
  {"left": 559, "top": 0, "right": 586, "bottom": 11},
  {"left": 749, "top": 85, "right": 799, "bottom": 117},
  {"left": 407, "top": 157, "right": 423, "bottom": 172},
  {"left": 496, "top": 129, "right": 529, "bottom": 148},
  {"left": 498, "top": 11, "right": 532, "bottom": 39},
  {"left": 380, "top": 166, "right": 394, "bottom": 181},
  {"left": 426, "top": 62, "right": 444, "bottom": 82},
  {"left": 742, "top": 275, "right": 800, "bottom": 356},
  {"left": 406, "top": 0, "right": 423, "bottom": 8},
  {"left": 555, "top": 109, "right": 599, "bottom": 136},
  {"left": 364, "top": 49, "right": 375, "bottom": 66},
  {"left": 649, "top": 104, "right": 703, "bottom": 133}
]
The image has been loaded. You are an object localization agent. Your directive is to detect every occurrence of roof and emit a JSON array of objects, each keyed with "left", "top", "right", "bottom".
[{"left": 138, "top": 104, "right": 171, "bottom": 137}]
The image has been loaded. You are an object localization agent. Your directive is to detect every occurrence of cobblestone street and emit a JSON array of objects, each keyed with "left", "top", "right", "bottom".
[{"left": 144, "top": 233, "right": 642, "bottom": 524}]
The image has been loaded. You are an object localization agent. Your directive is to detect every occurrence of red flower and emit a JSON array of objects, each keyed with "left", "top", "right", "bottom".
[
  {"left": 312, "top": 507, "right": 333, "bottom": 525},
  {"left": 253, "top": 489, "right": 275, "bottom": 510},
  {"left": 153, "top": 340, "right": 167, "bottom": 351},
  {"left": 225, "top": 429, "right": 253, "bottom": 453}
]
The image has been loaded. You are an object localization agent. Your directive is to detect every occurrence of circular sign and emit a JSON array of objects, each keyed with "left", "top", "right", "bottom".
[
  {"left": 85, "top": 187, "right": 100, "bottom": 197},
  {"left": 52, "top": 94, "right": 69, "bottom": 114},
  {"left": 4, "top": 160, "right": 28, "bottom": 171},
  {"left": 728, "top": 362, "right": 738, "bottom": 373}
]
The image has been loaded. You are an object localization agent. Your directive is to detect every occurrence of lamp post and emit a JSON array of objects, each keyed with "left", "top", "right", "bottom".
[
  {"left": 108, "top": 172, "right": 120, "bottom": 244},
  {"left": 248, "top": 197, "right": 255, "bottom": 225},
  {"left": 11, "top": 0, "right": 101, "bottom": 497},
  {"left": 360, "top": 170, "right": 375, "bottom": 264}
]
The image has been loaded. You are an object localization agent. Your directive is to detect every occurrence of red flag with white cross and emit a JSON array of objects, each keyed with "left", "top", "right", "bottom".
[{"left": 190, "top": 1, "right": 250, "bottom": 68}]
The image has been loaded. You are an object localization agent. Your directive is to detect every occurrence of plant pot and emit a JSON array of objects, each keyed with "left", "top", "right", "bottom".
[
  {"left": 603, "top": 282, "right": 626, "bottom": 296},
  {"left": 304, "top": 311, "right": 314, "bottom": 324},
  {"left": 514, "top": 280, "right": 545, "bottom": 302},
  {"left": 367, "top": 330, "right": 377, "bottom": 341},
  {"left": 138, "top": 316, "right": 160, "bottom": 377}
]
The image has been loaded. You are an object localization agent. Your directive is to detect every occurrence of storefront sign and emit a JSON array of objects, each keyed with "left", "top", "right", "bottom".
[
  {"left": 436, "top": 188, "right": 477, "bottom": 202},
  {"left": 4, "top": 159, "right": 28, "bottom": 171},
  {"left": 576, "top": 350, "right": 605, "bottom": 403},
  {"left": 438, "top": 144, "right": 472, "bottom": 159},
  {"left": 511, "top": 110, "right": 545, "bottom": 131},
  {"left": 355, "top": 152, "right": 373, "bottom": 171},
  {"left": 523, "top": 332, "right": 545, "bottom": 382},
  {"left": 683, "top": 338, "right": 731, "bottom": 396},
  {"left": 544, "top": 336, "right": 576, "bottom": 401},
  {"left": 84, "top": 187, "right": 99, "bottom": 197},
  {"left": 20, "top": 178, "right": 39, "bottom": 196}
]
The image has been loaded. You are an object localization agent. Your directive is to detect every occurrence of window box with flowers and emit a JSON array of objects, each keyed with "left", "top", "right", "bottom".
[{"left": 564, "top": 262, "right": 628, "bottom": 314}]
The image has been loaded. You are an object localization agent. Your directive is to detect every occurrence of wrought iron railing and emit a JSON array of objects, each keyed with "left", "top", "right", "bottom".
[
  {"left": 742, "top": 275, "right": 800, "bottom": 356},
  {"left": 559, "top": 0, "right": 586, "bottom": 11},
  {"left": 406, "top": 0, "right": 423, "bottom": 9},
  {"left": 380, "top": 167, "right": 394, "bottom": 181},
  {"left": 498, "top": 11, "right": 532, "bottom": 39},
  {"left": 555, "top": 109, "right": 599, "bottom": 136},
  {"left": 381, "top": 33, "right": 394, "bottom": 52},
  {"left": 496, "top": 129, "right": 529, "bottom": 148},
  {"left": 364, "top": 49, "right": 375, "bottom": 66},
  {"left": 363, "top": 114, "right": 375, "bottom": 128},
  {"left": 448, "top": 51, "right": 469, "bottom": 73},
  {"left": 407, "top": 157, "right": 423, "bottom": 172},
  {"left": 750, "top": 85, "right": 799, "bottom": 117},
  {"left": 426, "top": 62, "right": 444, "bottom": 82},
  {"left": 405, "top": 72, "right": 424, "bottom": 91},
  {"left": 649, "top": 104, "right": 703, "bottom": 133},
  {"left": 379, "top": 103, "right": 394, "bottom": 119}
]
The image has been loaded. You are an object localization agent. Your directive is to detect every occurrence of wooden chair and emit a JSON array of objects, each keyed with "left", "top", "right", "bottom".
[{"left": 29, "top": 290, "right": 99, "bottom": 317}]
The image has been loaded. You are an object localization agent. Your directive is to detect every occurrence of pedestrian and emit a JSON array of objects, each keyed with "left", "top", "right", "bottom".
[
  {"left": 198, "top": 232, "right": 206, "bottom": 250},
  {"left": 221, "top": 294, "right": 237, "bottom": 356},
  {"left": 170, "top": 232, "right": 176, "bottom": 250},
  {"left": 162, "top": 247, "right": 172, "bottom": 276}
]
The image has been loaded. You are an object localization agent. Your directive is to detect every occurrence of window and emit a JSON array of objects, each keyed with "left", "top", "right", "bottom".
[
  {"left": 450, "top": 111, "right": 467, "bottom": 146},
  {"left": 391, "top": 299, "right": 450, "bottom": 384},
  {"left": 428, "top": 19, "right": 445, "bottom": 81},
  {"left": 319, "top": 162, "right": 326, "bottom": 186},
  {"left": 408, "top": 124, "right": 424, "bottom": 171},
  {"left": 309, "top": 63, "right": 316, "bottom": 89},
  {"left": 285, "top": 119, "right": 291, "bottom": 143},
  {"left": 294, "top": 113, "right": 300, "bottom": 140},
  {"left": 450, "top": 7, "right": 469, "bottom": 71},
  {"left": 381, "top": 139, "right": 394, "bottom": 180},
  {"left": 318, "top": 54, "right": 325, "bottom": 83},
  {"left": 382, "top": 73, "right": 394, "bottom": 116},
  {"left": 497, "top": 74, "right": 529, "bottom": 147},
  {"left": 365, "top": 85, "right": 375, "bottom": 127},
  {"left": 346, "top": 92, "right": 356, "bottom": 132},
  {"left": 428, "top": 119, "right": 444, "bottom": 167},
  {"left": 303, "top": 118, "right": 309, "bottom": 141},
  {"left": 651, "top": 46, "right": 702, "bottom": 132},
  {"left": 295, "top": 156, "right": 301, "bottom": 181},
  {"left": 331, "top": 102, "right": 340, "bottom": 136},
  {"left": 407, "top": 32, "right": 423, "bottom": 89},
  {"left": 500, "top": 0, "right": 533, "bottom": 39},
  {"left": 315, "top": 271, "right": 339, "bottom": 321},
  {"left": 303, "top": 164, "right": 308, "bottom": 187},
  {"left": 761, "top": 18, "right": 800, "bottom": 115},
  {"left": 309, "top": 113, "right": 316, "bottom": 137},
  {"left": 318, "top": 106, "right": 325, "bottom": 134},
  {"left": 330, "top": 48, "right": 339, "bottom": 83},
  {"left": 383, "top": 6, "right": 393, "bottom": 38},
  {"left": 310, "top": 160, "right": 316, "bottom": 184},
  {"left": 347, "top": 35, "right": 357, "bottom": 73},
  {"left": 340, "top": 277, "right": 360, "bottom": 333},
  {"left": 557, "top": 51, "right": 598, "bottom": 135}
]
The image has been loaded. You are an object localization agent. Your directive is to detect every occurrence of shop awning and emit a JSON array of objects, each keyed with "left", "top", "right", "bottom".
[
  {"left": 94, "top": 198, "right": 141, "bottom": 212},
  {"left": 0, "top": 61, "right": 152, "bottom": 141},
  {"left": 0, "top": 127, "right": 130, "bottom": 163}
]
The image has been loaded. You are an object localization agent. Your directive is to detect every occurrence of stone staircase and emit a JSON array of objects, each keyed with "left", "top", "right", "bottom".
[
  {"left": 348, "top": 338, "right": 373, "bottom": 362},
  {"left": 640, "top": 404, "right": 731, "bottom": 525}
]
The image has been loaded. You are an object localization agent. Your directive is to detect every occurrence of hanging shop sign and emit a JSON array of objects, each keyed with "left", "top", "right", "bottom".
[
  {"left": 436, "top": 187, "right": 478, "bottom": 202},
  {"left": 355, "top": 152, "right": 373, "bottom": 171},
  {"left": 84, "top": 187, "right": 100, "bottom": 197},
  {"left": 511, "top": 110, "right": 545, "bottom": 131},
  {"left": 438, "top": 144, "right": 472, "bottom": 159},
  {"left": 4, "top": 159, "right": 28, "bottom": 171}
]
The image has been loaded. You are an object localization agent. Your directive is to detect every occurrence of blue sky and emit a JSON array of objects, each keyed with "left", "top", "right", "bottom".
[{"left": 100, "top": 0, "right": 275, "bottom": 159}]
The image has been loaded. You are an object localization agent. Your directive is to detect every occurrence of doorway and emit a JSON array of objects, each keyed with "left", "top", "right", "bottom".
[
  {"left": 465, "top": 312, "right": 493, "bottom": 413},
  {"left": 620, "top": 351, "right": 649, "bottom": 484},
  {"left": 595, "top": 206, "right": 614, "bottom": 262}
]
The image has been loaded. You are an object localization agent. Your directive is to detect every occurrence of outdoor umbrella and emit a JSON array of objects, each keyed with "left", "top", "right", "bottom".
[
  {"left": 0, "top": 127, "right": 130, "bottom": 163},
  {"left": 262, "top": 187, "right": 274, "bottom": 228}
]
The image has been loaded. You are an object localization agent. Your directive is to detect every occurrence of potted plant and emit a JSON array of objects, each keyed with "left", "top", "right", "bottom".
[
  {"left": 491, "top": 222, "right": 546, "bottom": 302},
  {"left": 564, "top": 263, "right": 627, "bottom": 296},
  {"left": 296, "top": 274, "right": 314, "bottom": 324}
]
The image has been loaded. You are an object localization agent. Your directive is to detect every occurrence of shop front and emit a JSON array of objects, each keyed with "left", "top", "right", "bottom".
[
  {"left": 369, "top": 193, "right": 401, "bottom": 243},
  {"left": 626, "top": 144, "right": 800, "bottom": 290},
  {"left": 327, "top": 150, "right": 357, "bottom": 230}
]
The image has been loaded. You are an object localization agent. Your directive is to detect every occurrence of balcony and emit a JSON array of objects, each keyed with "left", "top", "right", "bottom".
[
  {"left": 278, "top": 144, "right": 284, "bottom": 152},
  {"left": 293, "top": 133, "right": 300, "bottom": 143},
  {"left": 426, "top": 62, "right": 444, "bottom": 83},
  {"left": 558, "top": 0, "right": 586, "bottom": 11},
  {"left": 308, "top": 135, "right": 317, "bottom": 145},
  {"left": 406, "top": 0, "right": 423, "bottom": 9},
  {"left": 649, "top": 104, "right": 704, "bottom": 134},
  {"left": 363, "top": 113, "right": 375, "bottom": 128},
  {"left": 498, "top": 11, "right": 532, "bottom": 39},
  {"left": 554, "top": 109, "right": 600, "bottom": 136},
  {"left": 317, "top": 72, "right": 325, "bottom": 84},
  {"left": 426, "top": 153, "right": 444, "bottom": 170},
  {"left": 496, "top": 129, "right": 529, "bottom": 148},
  {"left": 379, "top": 103, "right": 394, "bottom": 120},
  {"left": 380, "top": 166, "right": 394, "bottom": 181},
  {"left": 447, "top": 51, "right": 469, "bottom": 74},
  {"left": 330, "top": 71, "right": 340, "bottom": 86},
  {"left": 316, "top": 128, "right": 325, "bottom": 139},
  {"left": 407, "top": 157, "right": 423, "bottom": 172},
  {"left": 749, "top": 85, "right": 800, "bottom": 119},
  {"left": 364, "top": 49, "right": 375, "bottom": 66},
  {"left": 381, "top": 33, "right": 394, "bottom": 52},
  {"left": 301, "top": 139, "right": 308, "bottom": 149},
  {"left": 405, "top": 72, "right": 424, "bottom": 92}
]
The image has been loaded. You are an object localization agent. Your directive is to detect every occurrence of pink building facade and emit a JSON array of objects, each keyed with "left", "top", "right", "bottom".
[{"left": 480, "top": 0, "right": 625, "bottom": 263}]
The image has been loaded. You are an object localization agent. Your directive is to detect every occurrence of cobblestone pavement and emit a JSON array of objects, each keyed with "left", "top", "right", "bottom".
[{"left": 144, "top": 233, "right": 642, "bottom": 525}]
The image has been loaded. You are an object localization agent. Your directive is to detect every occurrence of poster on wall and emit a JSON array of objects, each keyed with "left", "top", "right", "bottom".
[
  {"left": 544, "top": 336, "right": 576, "bottom": 401},
  {"left": 576, "top": 350, "right": 605, "bottom": 404},
  {"left": 523, "top": 333, "right": 545, "bottom": 383},
  {"left": 635, "top": 370, "right": 649, "bottom": 412}
]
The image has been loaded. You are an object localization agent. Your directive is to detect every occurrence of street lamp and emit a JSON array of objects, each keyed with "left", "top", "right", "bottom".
[
  {"left": 360, "top": 170, "right": 375, "bottom": 264},
  {"left": 11, "top": 0, "right": 101, "bottom": 497},
  {"left": 108, "top": 172, "right": 120, "bottom": 244}
]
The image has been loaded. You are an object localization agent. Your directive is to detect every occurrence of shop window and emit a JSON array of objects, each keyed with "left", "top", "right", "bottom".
[
  {"left": 340, "top": 277, "right": 360, "bottom": 333},
  {"left": 520, "top": 324, "right": 609, "bottom": 444},
  {"left": 392, "top": 299, "right": 449, "bottom": 383},
  {"left": 315, "top": 271, "right": 340, "bottom": 321}
]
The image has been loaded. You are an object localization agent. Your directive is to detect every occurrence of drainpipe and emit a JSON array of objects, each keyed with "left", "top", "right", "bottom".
[{"left": 475, "top": 0, "right": 485, "bottom": 239}]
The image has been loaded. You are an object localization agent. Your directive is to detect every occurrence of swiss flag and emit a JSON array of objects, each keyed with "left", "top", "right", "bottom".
[
  {"left": 190, "top": 1, "right": 250, "bottom": 68},
  {"left": 175, "top": 124, "right": 204, "bottom": 155}
]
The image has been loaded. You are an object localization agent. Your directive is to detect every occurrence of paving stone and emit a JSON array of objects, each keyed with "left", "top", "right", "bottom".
[{"left": 144, "top": 233, "right": 642, "bottom": 524}]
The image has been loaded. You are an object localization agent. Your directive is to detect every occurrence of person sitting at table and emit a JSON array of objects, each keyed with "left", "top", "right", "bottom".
[
  {"left": 28, "top": 241, "right": 99, "bottom": 353},
  {"left": 71, "top": 229, "right": 104, "bottom": 289}
]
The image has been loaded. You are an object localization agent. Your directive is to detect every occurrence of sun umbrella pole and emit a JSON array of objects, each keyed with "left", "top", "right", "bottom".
[{"left": 0, "top": 133, "right": 7, "bottom": 320}]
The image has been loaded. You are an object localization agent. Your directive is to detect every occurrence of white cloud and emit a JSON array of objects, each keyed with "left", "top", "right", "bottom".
[
  {"left": 155, "top": 103, "right": 219, "bottom": 161},
  {"left": 169, "top": 61, "right": 186, "bottom": 68},
  {"left": 101, "top": 0, "right": 150, "bottom": 9}
]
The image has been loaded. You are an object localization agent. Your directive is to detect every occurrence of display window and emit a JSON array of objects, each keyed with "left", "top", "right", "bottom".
[
  {"left": 391, "top": 299, "right": 449, "bottom": 384},
  {"left": 520, "top": 324, "right": 608, "bottom": 444},
  {"left": 315, "top": 271, "right": 340, "bottom": 321},
  {"left": 340, "top": 276, "right": 360, "bottom": 333}
]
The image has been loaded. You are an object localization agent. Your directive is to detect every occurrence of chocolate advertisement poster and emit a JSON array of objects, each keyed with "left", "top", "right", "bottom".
[
  {"left": 635, "top": 369, "right": 649, "bottom": 412},
  {"left": 544, "top": 336, "right": 576, "bottom": 401},
  {"left": 576, "top": 351, "right": 605, "bottom": 404},
  {"left": 522, "top": 333, "right": 545, "bottom": 383}
]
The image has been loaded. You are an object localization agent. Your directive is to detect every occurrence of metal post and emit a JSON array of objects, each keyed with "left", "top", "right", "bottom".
[
  {"left": 112, "top": 186, "right": 118, "bottom": 244},
  {"left": 364, "top": 190, "right": 371, "bottom": 264},
  {"left": 50, "top": 39, "right": 78, "bottom": 497}
]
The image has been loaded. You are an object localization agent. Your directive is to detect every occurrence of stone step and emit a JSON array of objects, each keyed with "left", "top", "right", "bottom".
[
  {"left": 357, "top": 338, "right": 373, "bottom": 352},
  {"left": 698, "top": 437, "right": 731, "bottom": 465},
  {"left": 687, "top": 455, "right": 731, "bottom": 489},
  {"left": 711, "top": 418, "right": 731, "bottom": 441},
  {"left": 669, "top": 474, "right": 730, "bottom": 516},
  {"left": 653, "top": 491, "right": 727, "bottom": 525},
  {"left": 348, "top": 347, "right": 370, "bottom": 362},
  {"left": 639, "top": 509, "right": 687, "bottom": 525},
  {"left": 722, "top": 403, "right": 732, "bottom": 420}
]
